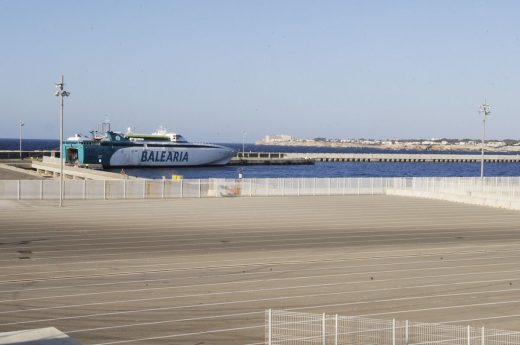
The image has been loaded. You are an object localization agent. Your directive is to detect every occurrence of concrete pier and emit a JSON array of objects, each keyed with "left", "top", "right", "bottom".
[
  {"left": 236, "top": 152, "right": 520, "bottom": 164},
  {"left": 285, "top": 152, "right": 520, "bottom": 163},
  {"left": 31, "top": 158, "right": 137, "bottom": 180},
  {"left": 0, "top": 150, "right": 57, "bottom": 160}
]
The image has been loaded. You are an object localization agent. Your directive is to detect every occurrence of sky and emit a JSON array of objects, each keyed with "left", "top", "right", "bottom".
[{"left": 1, "top": 0, "right": 520, "bottom": 142}]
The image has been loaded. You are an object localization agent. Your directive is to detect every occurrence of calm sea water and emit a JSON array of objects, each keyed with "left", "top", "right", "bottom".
[{"left": 2, "top": 139, "right": 520, "bottom": 179}]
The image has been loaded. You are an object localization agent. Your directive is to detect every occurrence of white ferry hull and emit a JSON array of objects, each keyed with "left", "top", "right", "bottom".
[{"left": 109, "top": 146, "right": 235, "bottom": 167}]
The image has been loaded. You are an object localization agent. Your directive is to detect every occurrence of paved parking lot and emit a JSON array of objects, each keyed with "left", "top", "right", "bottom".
[{"left": 1, "top": 195, "right": 520, "bottom": 344}]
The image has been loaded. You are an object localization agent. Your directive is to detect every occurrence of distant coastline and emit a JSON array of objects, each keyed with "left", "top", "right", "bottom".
[{"left": 256, "top": 135, "right": 520, "bottom": 153}]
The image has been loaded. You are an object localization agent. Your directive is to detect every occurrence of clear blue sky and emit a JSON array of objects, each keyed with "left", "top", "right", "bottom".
[{"left": 1, "top": 0, "right": 519, "bottom": 142}]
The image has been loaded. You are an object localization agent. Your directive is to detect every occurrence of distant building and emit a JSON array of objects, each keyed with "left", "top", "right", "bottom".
[{"left": 262, "top": 134, "right": 296, "bottom": 143}]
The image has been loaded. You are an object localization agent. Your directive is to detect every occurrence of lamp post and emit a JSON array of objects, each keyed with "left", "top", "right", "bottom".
[
  {"left": 479, "top": 100, "right": 491, "bottom": 181},
  {"left": 54, "top": 75, "right": 70, "bottom": 207},
  {"left": 19, "top": 121, "right": 24, "bottom": 159},
  {"left": 242, "top": 131, "right": 246, "bottom": 157}
]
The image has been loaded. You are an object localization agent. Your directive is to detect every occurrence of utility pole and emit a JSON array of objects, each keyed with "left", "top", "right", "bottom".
[
  {"left": 19, "top": 121, "right": 24, "bottom": 159},
  {"left": 54, "top": 75, "right": 70, "bottom": 207},
  {"left": 242, "top": 131, "right": 246, "bottom": 157},
  {"left": 479, "top": 100, "right": 491, "bottom": 180}
]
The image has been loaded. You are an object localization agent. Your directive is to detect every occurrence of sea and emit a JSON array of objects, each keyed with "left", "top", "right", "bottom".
[{"left": 2, "top": 138, "right": 520, "bottom": 179}]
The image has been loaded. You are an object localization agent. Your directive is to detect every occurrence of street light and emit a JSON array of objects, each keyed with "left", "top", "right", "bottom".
[
  {"left": 19, "top": 120, "right": 24, "bottom": 159},
  {"left": 242, "top": 131, "right": 246, "bottom": 157},
  {"left": 479, "top": 100, "right": 491, "bottom": 180},
  {"left": 54, "top": 75, "right": 70, "bottom": 207}
]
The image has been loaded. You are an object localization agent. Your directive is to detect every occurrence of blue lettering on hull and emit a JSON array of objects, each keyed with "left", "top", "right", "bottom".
[{"left": 140, "top": 150, "right": 189, "bottom": 164}]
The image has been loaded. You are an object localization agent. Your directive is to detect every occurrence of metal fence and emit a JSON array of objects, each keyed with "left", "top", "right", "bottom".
[
  {"left": 392, "top": 176, "right": 520, "bottom": 200},
  {"left": 0, "top": 177, "right": 390, "bottom": 200},
  {"left": 2, "top": 176, "right": 520, "bottom": 201},
  {"left": 265, "top": 309, "right": 520, "bottom": 345}
]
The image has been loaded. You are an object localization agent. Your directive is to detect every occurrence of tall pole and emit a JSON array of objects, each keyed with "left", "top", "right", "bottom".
[
  {"left": 479, "top": 101, "right": 491, "bottom": 181},
  {"left": 60, "top": 78, "right": 64, "bottom": 207},
  {"left": 55, "top": 75, "right": 70, "bottom": 207},
  {"left": 19, "top": 121, "right": 24, "bottom": 159},
  {"left": 242, "top": 131, "right": 246, "bottom": 156}
]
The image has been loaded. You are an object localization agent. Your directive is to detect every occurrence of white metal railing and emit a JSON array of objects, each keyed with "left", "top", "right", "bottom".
[
  {"left": 1, "top": 177, "right": 520, "bottom": 204},
  {"left": 0, "top": 177, "right": 390, "bottom": 200},
  {"left": 265, "top": 309, "right": 520, "bottom": 345}
]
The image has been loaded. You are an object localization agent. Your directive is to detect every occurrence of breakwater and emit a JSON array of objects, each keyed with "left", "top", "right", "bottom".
[{"left": 240, "top": 152, "right": 520, "bottom": 163}]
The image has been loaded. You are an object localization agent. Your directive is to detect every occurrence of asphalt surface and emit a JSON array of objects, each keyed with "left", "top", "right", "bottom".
[{"left": 1, "top": 195, "right": 520, "bottom": 344}]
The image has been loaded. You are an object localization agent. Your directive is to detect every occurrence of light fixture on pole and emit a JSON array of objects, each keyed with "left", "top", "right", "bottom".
[
  {"left": 479, "top": 100, "right": 491, "bottom": 180},
  {"left": 19, "top": 121, "right": 24, "bottom": 159},
  {"left": 54, "top": 75, "right": 70, "bottom": 207}
]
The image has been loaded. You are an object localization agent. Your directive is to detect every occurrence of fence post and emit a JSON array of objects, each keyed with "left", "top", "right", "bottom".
[
  {"left": 103, "top": 179, "right": 106, "bottom": 200},
  {"left": 343, "top": 177, "right": 346, "bottom": 195},
  {"left": 322, "top": 313, "right": 326, "bottom": 345},
  {"left": 282, "top": 178, "right": 285, "bottom": 197},
  {"left": 467, "top": 325, "right": 471, "bottom": 345},
  {"left": 123, "top": 180, "right": 126, "bottom": 200},
  {"left": 314, "top": 177, "right": 317, "bottom": 196},
  {"left": 41, "top": 180, "right": 44, "bottom": 200},
  {"left": 335, "top": 314, "right": 338, "bottom": 345},
  {"left": 268, "top": 309, "right": 272, "bottom": 345},
  {"left": 392, "top": 318, "right": 396, "bottom": 345},
  {"left": 405, "top": 320, "right": 409, "bottom": 345},
  {"left": 371, "top": 177, "right": 374, "bottom": 195},
  {"left": 198, "top": 179, "right": 201, "bottom": 198},
  {"left": 249, "top": 179, "right": 252, "bottom": 197},
  {"left": 297, "top": 178, "right": 300, "bottom": 196},
  {"left": 162, "top": 179, "right": 165, "bottom": 199},
  {"left": 17, "top": 180, "right": 20, "bottom": 200},
  {"left": 181, "top": 179, "right": 184, "bottom": 198},
  {"left": 143, "top": 180, "right": 146, "bottom": 199},
  {"left": 357, "top": 178, "right": 360, "bottom": 195},
  {"left": 328, "top": 177, "right": 331, "bottom": 195},
  {"left": 481, "top": 326, "right": 484, "bottom": 345}
]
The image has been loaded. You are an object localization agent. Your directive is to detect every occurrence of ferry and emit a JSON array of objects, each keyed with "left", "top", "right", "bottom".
[{"left": 63, "top": 128, "right": 236, "bottom": 168}]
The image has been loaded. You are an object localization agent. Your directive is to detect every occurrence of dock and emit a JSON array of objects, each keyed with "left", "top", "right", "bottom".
[
  {"left": 31, "top": 157, "right": 137, "bottom": 180},
  {"left": 282, "top": 152, "right": 520, "bottom": 163},
  {"left": 0, "top": 150, "right": 57, "bottom": 159},
  {"left": 0, "top": 157, "right": 136, "bottom": 180},
  {"left": 230, "top": 152, "right": 313, "bottom": 165}
]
